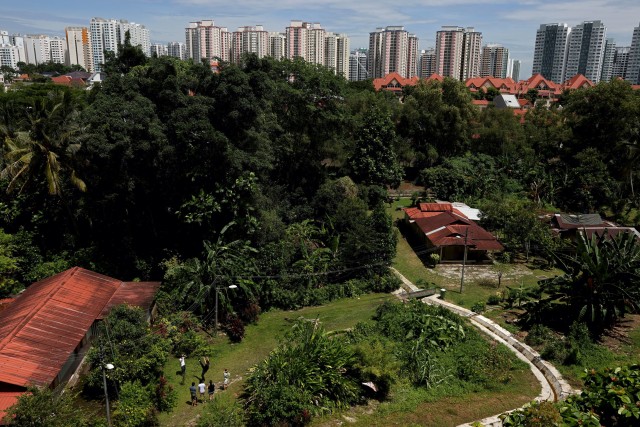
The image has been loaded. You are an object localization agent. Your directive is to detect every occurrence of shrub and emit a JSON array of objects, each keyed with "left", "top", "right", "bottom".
[
  {"left": 244, "top": 320, "right": 360, "bottom": 425},
  {"left": 239, "top": 302, "right": 261, "bottom": 324},
  {"left": 154, "top": 376, "right": 177, "bottom": 412},
  {"left": 525, "top": 324, "right": 552, "bottom": 347},
  {"left": 197, "top": 394, "right": 245, "bottom": 427},
  {"left": 501, "top": 400, "right": 562, "bottom": 426},
  {"left": 172, "top": 329, "right": 208, "bottom": 357},
  {"left": 112, "top": 381, "right": 158, "bottom": 427},
  {"left": 352, "top": 337, "right": 400, "bottom": 400},
  {"left": 223, "top": 314, "right": 245, "bottom": 343},
  {"left": 486, "top": 294, "right": 501, "bottom": 305},
  {"left": 471, "top": 302, "right": 485, "bottom": 313},
  {"left": 429, "top": 253, "right": 440, "bottom": 266}
]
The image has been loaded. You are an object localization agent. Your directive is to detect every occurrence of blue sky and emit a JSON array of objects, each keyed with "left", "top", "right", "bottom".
[{"left": 2, "top": 1, "right": 639, "bottom": 78}]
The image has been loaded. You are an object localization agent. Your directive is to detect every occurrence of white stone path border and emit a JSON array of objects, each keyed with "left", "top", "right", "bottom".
[{"left": 390, "top": 268, "right": 575, "bottom": 427}]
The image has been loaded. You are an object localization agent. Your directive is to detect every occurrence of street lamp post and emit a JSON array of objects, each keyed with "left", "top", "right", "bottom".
[
  {"left": 460, "top": 226, "right": 469, "bottom": 294},
  {"left": 214, "top": 284, "right": 238, "bottom": 332},
  {"left": 100, "top": 346, "right": 114, "bottom": 427}
]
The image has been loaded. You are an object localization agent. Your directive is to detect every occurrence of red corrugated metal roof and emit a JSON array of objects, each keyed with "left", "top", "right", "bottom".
[
  {"left": 413, "top": 214, "right": 504, "bottom": 252},
  {"left": 98, "top": 282, "right": 161, "bottom": 319},
  {"left": 0, "top": 268, "right": 160, "bottom": 388},
  {"left": 0, "top": 391, "right": 25, "bottom": 423}
]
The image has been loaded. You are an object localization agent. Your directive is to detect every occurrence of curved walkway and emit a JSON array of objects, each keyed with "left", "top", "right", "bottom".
[{"left": 390, "top": 268, "right": 575, "bottom": 427}]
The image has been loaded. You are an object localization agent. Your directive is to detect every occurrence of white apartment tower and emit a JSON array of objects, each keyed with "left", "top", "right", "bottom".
[
  {"left": 167, "top": 42, "right": 187, "bottom": 60},
  {"left": 151, "top": 43, "right": 168, "bottom": 57},
  {"left": 48, "top": 37, "right": 66, "bottom": 64},
  {"left": 368, "top": 26, "right": 414, "bottom": 79},
  {"left": 268, "top": 32, "right": 286, "bottom": 60},
  {"left": 460, "top": 28, "right": 482, "bottom": 80},
  {"left": 307, "top": 24, "right": 325, "bottom": 65},
  {"left": 185, "top": 20, "right": 231, "bottom": 62},
  {"left": 232, "top": 25, "right": 269, "bottom": 64},
  {"left": 532, "top": 23, "right": 571, "bottom": 83},
  {"left": 349, "top": 48, "right": 369, "bottom": 81},
  {"left": 627, "top": 22, "right": 640, "bottom": 84},
  {"left": 564, "top": 20, "right": 607, "bottom": 83},
  {"left": 418, "top": 48, "right": 436, "bottom": 78},
  {"left": 480, "top": 44, "right": 509, "bottom": 78},
  {"left": 90, "top": 18, "right": 151, "bottom": 71},
  {"left": 509, "top": 59, "right": 521, "bottom": 81},
  {"left": 65, "top": 27, "right": 93, "bottom": 72},
  {"left": 600, "top": 39, "right": 616, "bottom": 82},
  {"left": 325, "top": 33, "right": 350, "bottom": 79},
  {"left": 0, "top": 45, "right": 19, "bottom": 69},
  {"left": 612, "top": 46, "right": 630, "bottom": 80}
]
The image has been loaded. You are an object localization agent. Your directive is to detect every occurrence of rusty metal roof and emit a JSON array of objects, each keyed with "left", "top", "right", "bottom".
[
  {"left": 0, "top": 267, "right": 159, "bottom": 388},
  {"left": 0, "top": 391, "right": 24, "bottom": 423},
  {"left": 98, "top": 282, "right": 161, "bottom": 319}
]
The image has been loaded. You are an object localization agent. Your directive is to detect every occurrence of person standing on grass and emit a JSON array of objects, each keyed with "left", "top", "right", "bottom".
[
  {"left": 189, "top": 382, "right": 197, "bottom": 406},
  {"left": 208, "top": 380, "right": 215, "bottom": 401},
  {"left": 199, "top": 356, "right": 210, "bottom": 381},
  {"left": 180, "top": 355, "right": 186, "bottom": 384},
  {"left": 198, "top": 379, "right": 206, "bottom": 401},
  {"left": 223, "top": 368, "right": 230, "bottom": 390}
]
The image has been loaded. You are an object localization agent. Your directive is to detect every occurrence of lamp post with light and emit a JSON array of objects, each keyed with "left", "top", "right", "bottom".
[
  {"left": 99, "top": 344, "right": 114, "bottom": 427},
  {"left": 214, "top": 284, "right": 238, "bottom": 332}
]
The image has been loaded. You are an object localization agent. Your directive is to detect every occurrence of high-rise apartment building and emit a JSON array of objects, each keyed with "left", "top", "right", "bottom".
[
  {"left": 532, "top": 23, "right": 571, "bottom": 83},
  {"left": 612, "top": 46, "right": 630, "bottom": 79},
  {"left": 0, "top": 44, "right": 19, "bottom": 69},
  {"left": 349, "top": 48, "right": 369, "bottom": 81},
  {"left": 232, "top": 25, "right": 268, "bottom": 63},
  {"left": 167, "top": 42, "right": 187, "bottom": 60},
  {"left": 48, "top": 37, "right": 65, "bottom": 64},
  {"left": 368, "top": 26, "right": 416, "bottom": 79},
  {"left": 461, "top": 28, "right": 482, "bottom": 80},
  {"left": 480, "top": 44, "right": 509, "bottom": 78},
  {"left": 65, "top": 27, "right": 93, "bottom": 72},
  {"left": 185, "top": 20, "right": 231, "bottom": 62},
  {"left": 325, "top": 33, "right": 349, "bottom": 79},
  {"left": 600, "top": 39, "right": 616, "bottom": 82},
  {"left": 90, "top": 18, "right": 150, "bottom": 71},
  {"left": 434, "top": 26, "right": 481, "bottom": 80},
  {"left": 151, "top": 43, "right": 168, "bottom": 57},
  {"left": 564, "top": 20, "right": 607, "bottom": 82},
  {"left": 0, "top": 31, "right": 11, "bottom": 45},
  {"left": 418, "top": 48, "right": 436, "bottom": 78},
  {"left": 509, "top": 59, "right": 521, "bottom": 81},
  {"left": 307, "top": 24, "right": 325, "bottom": 65},
  {"left": 285, "top": 20, "right": 310, "bottom": 60},
  {"left": 627, "top": 22, "right": 640, "bottom": 84},
  {"left": 268, "top": 32, "right": 285, "bottom": 59}
]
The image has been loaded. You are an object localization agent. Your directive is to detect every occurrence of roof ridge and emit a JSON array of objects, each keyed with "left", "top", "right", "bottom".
[{"left": 0, "top": 267, "right": 78, "bottom": 352}]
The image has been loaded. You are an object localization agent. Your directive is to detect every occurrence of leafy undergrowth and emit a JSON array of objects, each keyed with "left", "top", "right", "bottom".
[{"left": 157, "top": 293, "right": 393, "bottom": 426}]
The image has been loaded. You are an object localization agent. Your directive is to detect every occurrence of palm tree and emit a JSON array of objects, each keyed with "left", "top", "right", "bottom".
[
  {"left": 0, "top": 91, "right": 86, "bottom": 196},
  {"left": 536, "top": 231, "right": 640, "bottom": 335}
]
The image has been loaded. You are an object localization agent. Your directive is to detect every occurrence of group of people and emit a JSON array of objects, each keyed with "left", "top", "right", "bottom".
[{"left": 182, "top": 355, "right": 230, "bottom": 406}]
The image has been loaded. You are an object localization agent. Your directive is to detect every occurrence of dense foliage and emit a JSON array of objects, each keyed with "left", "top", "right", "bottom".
[
  {"left": 502, "top": 364, "right": 640, "bottom": 426},
  {"left": 525, "top": 232, "right": 640, "bottom": 336},
  {"left": 3, "top": 387, "right": 91, "bottom": 426},
  {"left": 244, "top": 301, "right": 528, "bottom": 425}
]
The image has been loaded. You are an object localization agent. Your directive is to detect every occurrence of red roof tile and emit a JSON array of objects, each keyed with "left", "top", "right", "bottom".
[
  {"left": 412, "top": 212, "right": 503, "bottom": 252},
  {"left": 0, "top": 268, "right": 159, "bottom": 388}
]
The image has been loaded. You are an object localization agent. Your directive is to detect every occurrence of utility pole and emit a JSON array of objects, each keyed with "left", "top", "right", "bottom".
[{"left": 460, "top": 226, "right": 468, "bottom": 293}]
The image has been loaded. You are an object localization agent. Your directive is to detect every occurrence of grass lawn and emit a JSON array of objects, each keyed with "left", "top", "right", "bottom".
[
  {"left": 158, "top": 293, "right": 393, "bottom": 426},
  {"left": 313, "top": 370, "right": 538, "bottom": 427}
]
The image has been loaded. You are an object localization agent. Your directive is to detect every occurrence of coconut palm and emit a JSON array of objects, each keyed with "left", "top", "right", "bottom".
[{"left": 0, "top": 91, "right": 86, "bottom": 196}]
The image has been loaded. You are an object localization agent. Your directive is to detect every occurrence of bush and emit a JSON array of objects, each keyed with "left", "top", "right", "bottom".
[
  {"left": 471, "top": 302, "right": 485, "bottom": 314},
  {"left": 429, "top": 253, "right": 440, "bottom": 266},
  {"left": 487, "top": 294, "right": 501, "bottom": 305},
  {"left": 172, "top": 329, "right": 208, "bottom": 357},
  {"left": 525, "top": 324, "right": 552, "bottom": 347},
  {"left": 223, "top": 314, "right": 245, "bottom": 343},
  {"left": 112, "top": 381, "right": 158, "bottom": 427},
  {"left": 239, "top": 302, "right": 261, "bottom": 324},
  {"left": 154, "top": 376, "right": 177, "bottom": 412},
  {"left": 197, "top": 394, "right": 245, "bottom": 427}
]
